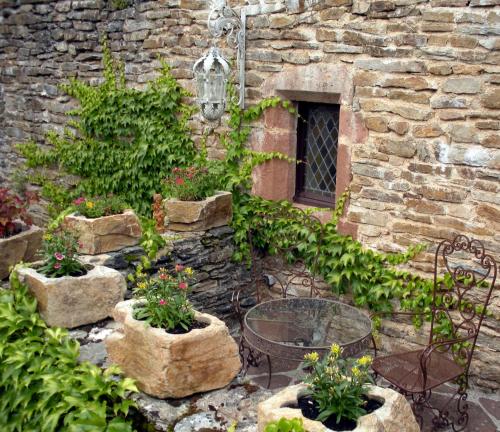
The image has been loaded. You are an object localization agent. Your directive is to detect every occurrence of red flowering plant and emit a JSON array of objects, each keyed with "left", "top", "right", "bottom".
[
  {"left": 133, "top": 264, "right": 195, "bottom": 332},
  {"left": 0, "top": 188, "right": 38, "bottom": 238},
  {"left": 162, "top": 166, "right": 220, "bottom": 201},
  {"left": 38, "top": 229, "right": 87, "bottom": 278}
]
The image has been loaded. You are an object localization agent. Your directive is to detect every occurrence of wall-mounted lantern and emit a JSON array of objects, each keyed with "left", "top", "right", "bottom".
[{"left": 193, "top": 0, "right": 246, "bottom": 121}]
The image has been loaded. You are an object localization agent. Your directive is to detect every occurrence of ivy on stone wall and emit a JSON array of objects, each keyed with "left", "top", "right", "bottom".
[
  {"left": 15, "top": 41, "right": 454, "bottom": 324},
  {"left": 17, "top": 41, "right": 196, "bottom": 216}
]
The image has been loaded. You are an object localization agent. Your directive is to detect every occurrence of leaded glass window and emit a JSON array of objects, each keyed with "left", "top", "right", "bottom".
[{"left": 295, "top": 102, "right": 339, "bottom": 208}]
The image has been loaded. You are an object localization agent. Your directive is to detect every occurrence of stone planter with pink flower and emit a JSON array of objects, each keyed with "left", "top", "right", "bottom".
[
  {"left": 64, "top": 196, "right": 141, "bottom": 255},
  {"left": 15, "top": 229, "right": 126, "bottom": 328},
  {"left": 161, "top": 166, "right": 232, "bottom": 232},
  {"left": 106, "top": 265, "right": 240, "bottom": 398}
]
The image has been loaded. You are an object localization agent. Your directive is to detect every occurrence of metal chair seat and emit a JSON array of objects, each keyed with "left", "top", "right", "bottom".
[{"left": 372, "top": 348, "right": 464, "bottom": 394}]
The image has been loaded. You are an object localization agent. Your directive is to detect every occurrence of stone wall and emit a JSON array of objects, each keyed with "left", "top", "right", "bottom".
[
  {"left": 80, "top": 226, "right": 250, "bottom": 320},
  {"left": 1, "top": 0, "right": 499, "bottom": 267}
]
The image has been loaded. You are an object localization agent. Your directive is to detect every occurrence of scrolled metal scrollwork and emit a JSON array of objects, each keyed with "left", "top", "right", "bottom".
[{"left": 207, "top": 3, "right": 242, "bottom": 47}]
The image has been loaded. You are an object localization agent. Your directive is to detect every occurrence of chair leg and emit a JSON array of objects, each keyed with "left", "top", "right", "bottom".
[
  {"left": 411, "top": 390, "right": 431, "bottom": 431},
  {"left": 451, "top": 383, "right": 469, "bottom": 432}
]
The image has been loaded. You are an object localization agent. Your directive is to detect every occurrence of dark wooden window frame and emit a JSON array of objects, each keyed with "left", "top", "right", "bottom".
[{"left": 294, "top": 102, "right": 340, "bottom": 209}]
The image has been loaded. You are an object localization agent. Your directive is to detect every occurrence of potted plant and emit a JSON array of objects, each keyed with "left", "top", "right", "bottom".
[
  {"left": 257, "top": 345, "right": 419, "bottom": 432},
  {"left": 161, "top": 166, "right": 232, "bottom": 231},
  {"left": 16, "top": 228, "right": 126, "bottom": 328},
  {"left": 106, "top": 265, "right": 241, "bottom": 398},
  {"left": 63, "top": 195, "right": 141, "bottom": 255},
  {"left": 0, "top": 188, "right": 42, "bottom": 279}
]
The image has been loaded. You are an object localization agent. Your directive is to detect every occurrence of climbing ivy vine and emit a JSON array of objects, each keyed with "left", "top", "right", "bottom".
[{"left": 17, "top": 41, "right": 196, "bottom": 216}]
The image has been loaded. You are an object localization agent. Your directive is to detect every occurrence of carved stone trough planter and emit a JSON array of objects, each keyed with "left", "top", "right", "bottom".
[
  {"left": 106, "top": 299, "right": 241, "bottom": 398},
  {"left": 163, "top": 191, "right": 232, "bottom": 232},
  {"left": 16, "top": 264, "right": 126, "bottom": 328},
  {"left": 257, "top": 383, "right": 419, "bottom": 432},
  {"left": 0, "top": 223, "right": 43, "bottom": 280},
  {"left": 64, "top": 209, "right": 142, "bottom": 255}
]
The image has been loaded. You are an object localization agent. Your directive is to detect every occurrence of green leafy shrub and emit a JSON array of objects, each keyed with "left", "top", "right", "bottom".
[
  {"left": 264, "top": 417, "right": 307, "bottom": 432},
  {"left": 38, "top": 229, "right": 87, "bottom": 278},
  {"left": 73, "top": 195, "right": 128, "bottom": 218},
  {"left": 0, "top": 271, "right": 138, "bottom": 431},
  {"left": 303, "top": 346, "right": 373, "bottom": 423},
  {"left": 132, "top": 265, "right": 195, "bottom": 331},
  {"left": 162, "top": 166, "right": 220, "bottom": 201},
  {"left": 17, "top": 41, "right": 196, "bottom": 216}
]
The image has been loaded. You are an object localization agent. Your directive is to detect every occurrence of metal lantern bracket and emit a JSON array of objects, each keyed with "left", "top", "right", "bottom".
[
  {"left": 207, "top": 1, "right": 246, "bottom": 109},
  {"left": 193, "top": 0, "right": 246, "bottom": 121}
]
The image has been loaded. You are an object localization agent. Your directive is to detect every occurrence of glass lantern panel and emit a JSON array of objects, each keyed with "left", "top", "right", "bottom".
[
  {"left": 196, "top": 75, "right": 207, "bottom": 101},
  {"left": 207, "top": 73, "right": 226, "bottom": 103}
]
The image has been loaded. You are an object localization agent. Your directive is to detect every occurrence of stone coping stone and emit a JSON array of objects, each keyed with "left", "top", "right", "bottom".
[
  {"left": 64, "top": 209, "right": 142, "bottom": 255},
  {"left": 106, "top": 298, "right": 241, "bottom": 398},
  {"left": 0, "top": 223, "right": 43, "bottom": 279},
  {"left": 257, "top": 383, "right": 419, "bottom": 432},
  {"left": 163, "top": 191, "right": 233, "bottom": 232},
  {"left": 16, "top": 264, "right": 126, "bottom": 328}
]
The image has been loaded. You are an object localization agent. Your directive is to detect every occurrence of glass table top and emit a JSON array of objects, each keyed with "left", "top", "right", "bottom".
[{"left": 244, "top": 298, "right": 372, "bottom": 359}]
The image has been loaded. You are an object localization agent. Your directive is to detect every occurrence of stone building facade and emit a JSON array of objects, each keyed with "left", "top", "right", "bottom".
[
  {"left": 1, "top": 0, "right": 499, "bottom": 388},
  {"left": 1, "top": 0, "right": 499, "bottom": 267}
]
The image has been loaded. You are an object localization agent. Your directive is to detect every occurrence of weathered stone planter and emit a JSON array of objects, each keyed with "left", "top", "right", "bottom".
[
  {"left": 0, "top": 223, "right": 43, "bottom": 280},
  {"left": 64, "top": 210, "right": 141, "bottom": 255},
  {"left": 16, "top": 264, "right": 126, "bottom": 328},
  {"left": 163, "top": 191, "right": 232, "bottom": 232},
  {"left": 106, "top": 299, "right": 241, "bottom": 398},
  {"left": 257, "top": 383, "right": 419, "bottom": 432}
]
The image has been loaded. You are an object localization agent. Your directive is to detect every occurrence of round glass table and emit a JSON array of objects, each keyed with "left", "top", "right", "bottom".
[{"left": 243, "top": 298, "right": 373, "bottom": 363}]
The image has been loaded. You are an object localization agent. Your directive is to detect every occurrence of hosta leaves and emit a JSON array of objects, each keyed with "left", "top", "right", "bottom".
[{"left": 0, "top": 272, "right": 137, "bottom": 431}]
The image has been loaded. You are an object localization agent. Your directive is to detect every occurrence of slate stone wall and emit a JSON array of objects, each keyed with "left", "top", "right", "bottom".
[{"left": 80, "top": 226, "right": 250, "bottom": 321}]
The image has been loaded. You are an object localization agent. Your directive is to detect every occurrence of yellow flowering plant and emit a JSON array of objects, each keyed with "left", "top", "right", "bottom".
[
  {"left": 72, "top": 194, "right": 127, "bottom": 219},
  {"left": 132, "top": 264, "right": 195, "bottom": 332},
  {"left": 303, "top": 344, "right": 373, "bottom": 424}
]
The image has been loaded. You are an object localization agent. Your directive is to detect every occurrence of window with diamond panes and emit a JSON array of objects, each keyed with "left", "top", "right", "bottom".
[{"left": 295, "top": 102, "right": 339, "bottom": 208}]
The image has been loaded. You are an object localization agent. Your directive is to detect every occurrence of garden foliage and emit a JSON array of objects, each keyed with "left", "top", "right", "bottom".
[
  {"left": 0, "top": 271, "right": 137, "bottom": 432},
  {"left": 162, "top": 166, "right": 219, "bottom": 201},
  {"left": 303, "top": 346, "right": 373, "bottom": 423},
  {"left": 264, "top": 418, "right": 307, "bottom": 432},
  {"left": 132, "top": 265, "right": 195, "bottom": 331},
  {"left": 72, "top": 195, "right": 128, "bottom": 219},
  {"left": 38, "top": 229, "right": 86, "bottom": 278},
  {"left": 17, "top": 41, "right": 196, "bottom": 216}
]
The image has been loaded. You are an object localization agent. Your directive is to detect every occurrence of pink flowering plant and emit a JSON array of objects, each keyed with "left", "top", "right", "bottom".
[
  {"left": 133, "top": 265, "right": 195, "bottom": 332},
  {"left": 38, "top": 229, "right": 86, "bottom": 278},
  {"left": 72, "top": 194, "right": 128, "bottom": 219},
  {"left": 162, "top": 166, "right": 220, "bottom": 201}
]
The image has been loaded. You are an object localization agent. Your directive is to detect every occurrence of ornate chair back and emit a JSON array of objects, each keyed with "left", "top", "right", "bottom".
[{"left": 430, "top": 234, "right": 497, "bottom": 376}]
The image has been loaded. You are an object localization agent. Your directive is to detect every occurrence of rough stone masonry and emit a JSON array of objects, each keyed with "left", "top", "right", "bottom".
[{"left": 0, "top": 0, "right": 499, "bottom": 390}]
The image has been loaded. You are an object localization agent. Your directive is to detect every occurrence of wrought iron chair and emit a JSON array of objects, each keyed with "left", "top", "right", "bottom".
[
  {"left": 231, "top": 205, "right": 325, "bottom": 386},
  {"left": 371, "top": 234, "right": 497, "bottom": 431}
]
